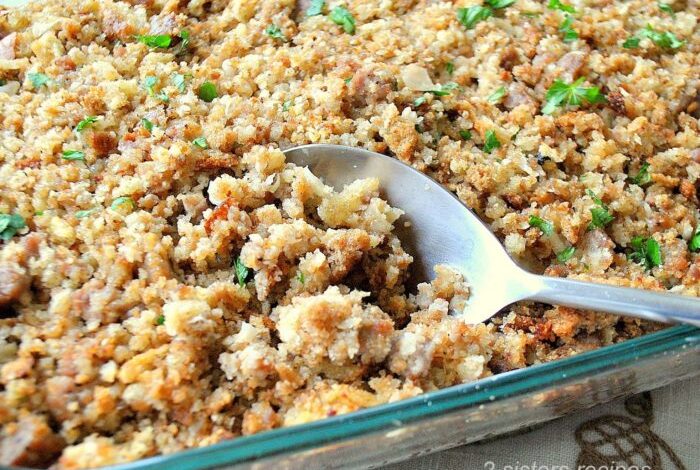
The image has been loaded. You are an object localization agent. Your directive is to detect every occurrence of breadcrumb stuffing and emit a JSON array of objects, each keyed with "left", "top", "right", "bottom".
[{"left": 0, "top": 0, "right": 698, "bottom": 467}]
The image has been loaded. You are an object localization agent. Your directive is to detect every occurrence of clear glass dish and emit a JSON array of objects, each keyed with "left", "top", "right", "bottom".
[{"left": 79, "top": 324, "right": 697, "bottom": 470}]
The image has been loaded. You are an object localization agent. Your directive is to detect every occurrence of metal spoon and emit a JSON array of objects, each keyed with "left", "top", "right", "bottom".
[{"left": 284, "top": 143, "right": 700, "bottom": 326}]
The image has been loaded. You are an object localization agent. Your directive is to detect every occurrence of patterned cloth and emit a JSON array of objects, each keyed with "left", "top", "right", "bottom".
[{"left": 391, "top": 376, "right": 699, "bottom": 470}]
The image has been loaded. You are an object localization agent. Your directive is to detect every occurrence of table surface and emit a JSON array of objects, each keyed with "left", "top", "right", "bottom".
[{"left": 390, "top": 375, "right": 699, "bottom": 470}]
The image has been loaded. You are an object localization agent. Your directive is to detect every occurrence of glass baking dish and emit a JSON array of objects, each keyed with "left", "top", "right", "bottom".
[{"left": 59, "top": 324, "right": 694, "bottom": 470}]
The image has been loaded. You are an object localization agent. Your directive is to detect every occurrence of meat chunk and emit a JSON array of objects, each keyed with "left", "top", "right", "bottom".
[
  {"left": 0, "top": 33, "right": 17, "bottom": 60},
  {"left": 555, "top": 51, "right": 587, "bottom": 82},
  {"left": 0, "top": 415, "right": 66, "bottom": 467},
  {"left": 0, "top": 266, "right": 28, "bottom": 310},
  {"left": 343, "top": 68, "right": 393, "bottom": 112}
]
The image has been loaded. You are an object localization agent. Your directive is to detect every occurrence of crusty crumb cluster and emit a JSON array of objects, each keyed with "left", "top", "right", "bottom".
[{"left": 0, "top": 0, "right": 697, "bottom": 468}]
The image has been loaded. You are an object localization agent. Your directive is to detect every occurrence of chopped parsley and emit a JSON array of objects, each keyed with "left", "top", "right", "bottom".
[
  {"left": 307, "top": 0, "right": 325, "bottom": 16},
  {"left": 639, "top": 24, "right": 685, "bottom": 50},
  {"left": 457, "top": 0, "right": 515, "bottom": 30},
  {"left": 135, "top": 34, "right": 172, "bottom": 48},
  {"left": 658, "top": 2, "right": 674, "bottom": 16},
  {"left": 459, "top": 129, "right": 472, "bottom": 140},
  {"left": 487, "top": 86, "right": 506, "bottom": 103},
  {"left": 483, "top": 130, "right": 501, "bottom": 153},
  {"left": 689, "top": 227, "right": 700, "bottom": 252},
  {"left": 143, "top": 76, "right": 169, "bottom": 102},
  {"left": 558, "top": 15, "right": 579, "bottom": 42},
  {"left": 457, "top": 6, "right": 493, "bottom": 29},
  {"left": 625, "top": 25, "right": 685, "bottom": 50},
  {"left": 628, "top": 236, "right": 662, "bottom": 270},
  {"left": 556, "top": 246, "right": 576, "bottom": 263},
  {"left": 296, "top": 271, "right": 305, "bottom": 284},
  {"left": 156, "top": 314, "right": 165, "bottom": 325},
  {"left": 61, "top": 150, "right": 85, "bottom": 161},
  {"left": 75, "top": 116, "right": 99, "bottom": 132},
  {"left": 548, "top": 0, "right": 575, "bottom": 13},
  {"left": 414, "top": 83, "right": 459, "bottom": 106},
  {"left": 28, "top": 72, "right": 50, "bottom": 89},
  {"left": 198, "top": 81, "right": 218, "bottom": 102},
  {"left": 629, "top": 163, "right": 651, "bottom": 186},
  {"left": 0, "top": 213, "right": 26, "bottom": 241},
  {"left": 622, "top": 37, "right": 641, "bottom": 49},
  {"left": 446, "top": 61, "right": 454, "bottom": 75},
  {"left": 176, "top": 30, "right": 190, "bottom": 55},
  {"left": 234, "top": 257, "right": 250, "bottom": 287},
  {"left": 528, "top": 215, "right": 554, "bottom": 236},
  {"left": 111, "top": 196, "right": 135, "bottom": 211},
  {"left": 542, "top": 77, "right": 606, "bottom": 115},
  {"left": 586, "top": 189, "right": 614, "bottom": 230},
  {"left": 142, "top": 118, "right": 154, "bottom": 133},
  {"left": 171, "top": 73, "right": 190, "bottom": 93},
  {"left": 75, "top": 208, "right": 99, "bottom": 218},
  {"left": 282, "top": 100, "right": 292, "bottom": 112},
  {"left": 330, "top": 6, "right": 356, "bottom": 34},
  {"left": 265, "top": 24, "right": 287, "bottom": 41},
  {"left": 425, "top": 82, "right": 459, "bottom": 97},
  {"left": 192, "top": 137, "right": 208, "bottom": 149}
]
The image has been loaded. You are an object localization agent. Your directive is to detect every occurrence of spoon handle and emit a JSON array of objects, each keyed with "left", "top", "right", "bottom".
[{"left": 523, "top": 273, "right": 700, "bottom": 326}]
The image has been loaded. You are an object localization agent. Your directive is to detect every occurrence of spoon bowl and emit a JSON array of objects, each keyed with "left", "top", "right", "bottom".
[{"left": 284, "top": 144, "right": 700, "bottom": 326}]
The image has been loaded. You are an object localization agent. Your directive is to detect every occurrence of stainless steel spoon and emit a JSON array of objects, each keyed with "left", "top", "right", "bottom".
[{"left": 284, "top": 144, "right": 700, "bottom": 326}]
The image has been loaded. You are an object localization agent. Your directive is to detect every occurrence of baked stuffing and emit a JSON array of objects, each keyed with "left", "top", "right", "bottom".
[{"left": 0, "top": 0, "right": 698, "bottom": 467}]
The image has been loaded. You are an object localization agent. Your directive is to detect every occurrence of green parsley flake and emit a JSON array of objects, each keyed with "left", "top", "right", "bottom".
[
  {"left": 307, "top": 0, "right": 325, "bottom": 16},
  {"left": 111, "top": 196, "right": 135, "bottom": 211},
  {"left": 62, "top": 150, "right": 85, "bottom": 161},
  {"left": 296, "top": 271, "right": 305, "bottom": 284},
  {"left": 485, "top": 0, "right": 515, "bottom": 8},
  {"left": 172, "top": 73, "right": 190, "bottom": 93},
  {"left": 459, "top": 129, "right": 472, "bottom": 140},
  {"left": 135, "top": 34, "right": 172, "bottom": 48},
  {"left": 156, "top": 315, "right": 165, "bottom": 325},
  {"left": 425, "top": 82, "right": 459, "bottom": 97},
  {"left": 192, "top": 137, "right": 208, "bottom": 149},
  {"left": 528, "top": 215, "right": 554, "bottom": 236},
  {"left": 234, "top": 257, "right": 250, "bottom": 287},
  {"left": 658, "top": 2, "right": 674, "bottom": 15},
  {"left": 628, "top": 237, "right": 662, "bottom": 270},
  {"left": 483, "top": 130, "right": 501, "bottom": 153},
  {"left": 586, "top": 189, "right": 614, "bottom": 230},
  {"left": 639, "top": 24, "right": 685, "bottom": 50},
  {"left": 622, "top": 37, "right": 641, "bottom": 49},
  {"left": 330, "top": 6, "right": 356, "bottom": 34},
  {"left": 176, "top": 30, "right": 190, "bottom": 55},
  {"left": 75, "top": 116, "right": 99, "bottom": 132},
  {"left": 542, "top": 77, "right": 606, "bottom": 115},
  {"left": 689, "top": 227, "right": 700, "bottom": 252},
  {"left": 556, "top": 246, "right": 576, "bottom": 263},
  {"left": 282, "top": 100, "right": 292, "bottom": 112},
  {"left": 548, "top": 0, "right": 576, "bottom": 13},
  {"left": 487, "top": 86, "right": 506, "bottom": 103},
  {"left": 142, "top": 118, "right": 154, "bottom": 133},
  {"left": 75, "top": 208, "right": 99, "bottom": 218},
  {"left": 28, "top": 72, "right": 50, "bottom": 89},
  {"left": 198, "top": 81, "right": 218, "bottom": 102},
  {"left": 446, "top": 61, "right": 454, "bottom": 75},
  {"left": 414, "top": 96, "right": 427, "bottom": 107},
  {"left": 457, "top": 0, "right": 514, "bottom": 29},
  {"left": 265, "top": 24, "right": 287, "bottom": 41},
  {"left": 456, "top": 6, "right": 493, "bottom": 29},
  {"left": 559, "top": 15, "right": 579, "bottom": 42},
  {"left": 0, "top": 213, "right": 26, "bottom": 242},
  {"left": 629, "top": 163, "right": 651, "bottom": 186},
  {"left": 143, "top": 76, "right": 169, "bottom": 102}
]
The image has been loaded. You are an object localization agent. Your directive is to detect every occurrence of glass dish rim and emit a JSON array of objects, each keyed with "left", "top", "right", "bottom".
[{"left": 108, "top": 324, "right": 698, "bottom": 470}]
